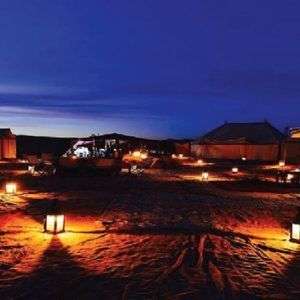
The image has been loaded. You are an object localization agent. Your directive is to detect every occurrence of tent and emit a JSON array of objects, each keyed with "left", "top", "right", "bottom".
[
  {"left": 0, "top": 128, "right": 16, "bottom": 160},
  {"left": 191, "top": 122, "right": 284, "bottom": 161}
]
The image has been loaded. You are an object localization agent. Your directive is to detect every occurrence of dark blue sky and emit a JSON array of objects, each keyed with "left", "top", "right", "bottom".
[{"left": 0, "top": 1, "right": 299, "bottom": 138}]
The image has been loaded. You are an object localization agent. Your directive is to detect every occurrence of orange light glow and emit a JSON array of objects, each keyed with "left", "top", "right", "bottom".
[
  {"left": 132, "top": 151, "right": 141, "bottom": 158},
  {"left": 178, "top": 154, "right": 184, "bottom": 159},
  {"left": 197, "top": 159, "right": 203, "bottom": 165},
  {"left": 278, "top": 161, "right": 285, "bottom": 167},
  {"left": 6, "top": 182, "right": 17, "bottom": 194},
  {"left": 0, "top": 213, "right": 52, "bottom": 275},
  {"left": 44, "top": 215, "right": 65, "bottom": 234},
  {"left": 140, "top": 153, "right": 148, "bottom": 160}
]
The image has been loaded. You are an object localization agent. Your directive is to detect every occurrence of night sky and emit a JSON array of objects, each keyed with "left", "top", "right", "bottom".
[{"left": 0, "top": 1, "right": 299, "bottom": 138}]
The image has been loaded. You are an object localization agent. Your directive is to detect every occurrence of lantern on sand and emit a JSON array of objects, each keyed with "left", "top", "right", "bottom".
[
  {"left": 6, "top": 182, "right": 17, "bottom": 194},
  {"left": 232, "top": 167, "right": 239, "bottom": 174},
  {"left": 132, "top": 151, "right": 141, "bottom": 158},
  {"left": 290, "top": 211, "right": 300, "bottom": 243},
  {"left": 28, "top": 165, "right": 35, "bottom": 174},
  {"left": 201, "top": 171, "right": 209, "bottom": 181},
  {"left": 44, "top": 214, "right": 65, "bottom": 234},
  {"left": 278, "top": 161, "right": 285, "bottom": 168},
  {"left": 286, "top": 173, "right": 294, "bottom": 183},
  {"left": 44, "top": 200, "right": 65, "bottom": 234}
]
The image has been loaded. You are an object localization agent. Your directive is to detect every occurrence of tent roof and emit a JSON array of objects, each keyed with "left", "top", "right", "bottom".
[
  {"left": 195, "top": 122, "right": 284, "bottom": 145},
  {"left": 0, "top": 128, "right": 13, "bottom": 137}
]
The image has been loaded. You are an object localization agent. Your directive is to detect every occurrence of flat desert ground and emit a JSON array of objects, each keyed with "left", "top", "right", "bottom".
[{"left": 0, "top": 164, "right": 300, "bottom": 299}]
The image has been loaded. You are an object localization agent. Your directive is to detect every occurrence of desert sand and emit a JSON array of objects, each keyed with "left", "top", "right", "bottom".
[{"left": 0, "top": 164, "right": 300, "bottom": 299}]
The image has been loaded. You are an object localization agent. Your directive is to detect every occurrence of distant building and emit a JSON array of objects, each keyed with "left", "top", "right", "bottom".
[
  {"left": 191, "top": 122, "right": 284, "bottom": 161},
  {"left": 283, "top": 127, "right": 300, "bottom": 163},
  {"left": 174, "top": 141, "right": 191, "bottom": 156},
  {"left": 0, "top": 128, "right": 16, "bottom": 160}
]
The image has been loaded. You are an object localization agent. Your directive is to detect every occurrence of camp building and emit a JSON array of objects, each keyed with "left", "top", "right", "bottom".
[
  {"left": 191, "top": 122, "right": 284, "bottom": 162},
  {"left": 0, "top": 128, "right": 17, "bottom": 160}
]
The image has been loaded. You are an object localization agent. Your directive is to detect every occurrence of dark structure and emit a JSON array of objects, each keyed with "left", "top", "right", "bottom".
[
  {"left": 283, "top": 127, "right": 300, "bottom": 163},
  {"left": 191, "top": 122, "right": 284, "bottom": 161}
]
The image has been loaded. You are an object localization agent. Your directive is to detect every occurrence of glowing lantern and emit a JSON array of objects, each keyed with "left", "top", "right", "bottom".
[
  {"left": 201, "top": 171, "right": 209, "bottom": 181},
  {"left": 171, "top": 154, "right": 177, "bottom": 159},
  {"left": 278, "top": 161, "right": 285, "bottom": 168},
  {"left": 287, "top": 173, "right": 294, "bottom": 183},
  {"left": 291, "top": 223, "right": 300, "bottom": 242},
  {"left": 6, "top": 182, "right": 17, "bottom": 194},
  {"left": 178, "top": 154, "right": 184, "bottom": 159},
  {"left": 197, "top": 159, "right": 203, "bottom": 165},
  {"left": 28, "top": 165, "right": 35, "bottom": 174},
  {"left": 44, "top": 215, "right": 65, "bottom": 234},
  {"left": 241, "top": 157, "right": 246, "bottom": 161},
  {"left": 290, "top": 211, "right": 300, "bottom": 243},
  {"left": 232, "top": 167, "right": 239, "bottom": 174},
  {"left": 294, "top": 168, "right": 300, "bottom": 173}
]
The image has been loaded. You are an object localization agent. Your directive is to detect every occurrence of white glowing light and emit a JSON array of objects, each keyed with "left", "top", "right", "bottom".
[
  {"left": 44, "top": 215, "right": 65, "bottom": 234},
  {"left": 6, "top": 183, "right": 17, "bottom": 194},
  {"left": 232, "top": 167, "right": 239, "bottom": 174},
  {"left": 291, "top": 223, "right": 300, "bottom": 241},
  {"left": 201, "top": 172, "right": 209, "bottom": 181}
]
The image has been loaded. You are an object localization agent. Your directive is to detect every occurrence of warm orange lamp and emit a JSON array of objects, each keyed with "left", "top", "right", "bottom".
[
  {"left": 6, "top": 182, "right": 17, "bottom": 194},
  {"left": 44, "top": 214, "right": 65, "bottom": 234},
  {"left": 201, "top": 171, "right": 209, "bottom": 181},
  {"left": 232, "top": 167, "right": 239, "bottom": 174}
]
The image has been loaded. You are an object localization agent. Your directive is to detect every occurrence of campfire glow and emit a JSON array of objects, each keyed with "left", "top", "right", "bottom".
[{"left": 44, "top": 215, "right": 65, "bottom": 234}]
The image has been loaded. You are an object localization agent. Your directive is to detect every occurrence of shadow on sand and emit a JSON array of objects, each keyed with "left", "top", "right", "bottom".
[{"left": 1, "top": 236, "right": 127, "bottom": 300}]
